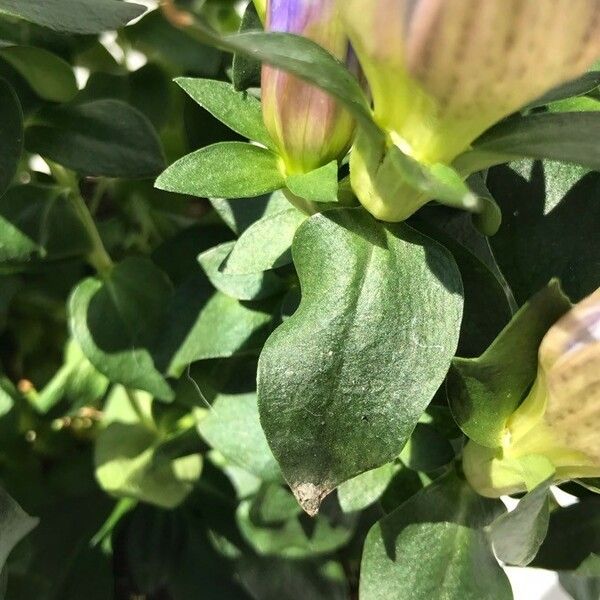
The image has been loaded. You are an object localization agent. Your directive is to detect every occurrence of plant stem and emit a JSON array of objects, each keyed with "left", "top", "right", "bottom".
[
  {"left": 125, "top": 389, "right": 155, "bottom": 431},
  {"left": 48, "top": 162, "right": 114, "bottom": 275}
]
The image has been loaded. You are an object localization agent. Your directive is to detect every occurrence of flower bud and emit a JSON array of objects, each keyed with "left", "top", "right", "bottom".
[
  {"left": 261, "top": 0, "right": 358, "bottom": 174},
  {"left": 464, "top": 289, "right": 600, "bottom": 497},
  {"left": 341, "top": 0, "right": 600, "bottom": 220}
]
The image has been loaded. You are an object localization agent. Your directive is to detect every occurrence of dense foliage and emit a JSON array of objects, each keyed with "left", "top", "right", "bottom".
[{"left": 0, "top": 1, "right": 599, "bottom": 599}]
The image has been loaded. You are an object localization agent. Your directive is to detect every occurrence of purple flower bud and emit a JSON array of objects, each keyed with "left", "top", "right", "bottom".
[{"left": 261, "top": 0, "right": 358, "bottom": 174}]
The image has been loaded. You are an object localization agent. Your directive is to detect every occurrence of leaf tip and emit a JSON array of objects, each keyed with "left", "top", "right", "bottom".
[{"left": 291, "top": 482, "right": 331, "bottom": 516}]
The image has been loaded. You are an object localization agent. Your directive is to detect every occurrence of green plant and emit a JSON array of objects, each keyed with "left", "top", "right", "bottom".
[{"left": 0, "top": 1, "right": 599, "bottom": 598}]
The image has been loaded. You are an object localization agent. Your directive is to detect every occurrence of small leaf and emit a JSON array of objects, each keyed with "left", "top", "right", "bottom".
[
  {"left": 69, "top": 257, "right": 174, "bottom": 400},
  {"left": 26, "top": 99, "right": 165, "bottom": 178},
  {"left": 0, "top": 46, "right": 77, "bottom": 102},
  {"left": 0, "top": 184, "right": 91, "bottom": 264},
  {"left": 447, "top": 282, "right": 571, "bottom": 448},
  {"left": 154, "top": 273, "right": 276, "bottom": 377},
  {"left": 95, "top": 422, "right": 202, "bottom": 508},
  {"left": 360, "top": 473, "right": 509, "bottom": 600},
  {"left": 525, "top": 71, "right": 600, "bottom": 110},
  {"left": 338, "top": 463, "right": 397, "bottom": 513},
  {"left": 447, "top": 281, "right": 571, "bottom": 447},
  {"left": 156, "top": 142, "right": 284, "bottom": 199},
  {"left": 0, "top": 78, "right": 22, "bottom": 198},
  {"left": 457, "top": 112, "right": 600, "bottom": 174},
  {"left": 223, "top": 207, "right": 306, "bottom": 275},
  {"left": 176, "top": 78, "right": 271, "bottom": 148},
  {"left": 0, "top": 0, "right": 146, "bottom": 34},
  {"left": 0, "top": 486, "right": 38, "bottom": 570},
  {"left": 258, "top": 208, "right": 463, "bottom": 514},
  {"left": 490, "top": 478, "right": 552, "bottom": 567},
  {"left": 398, "top": 423, "right": 455, "bottom": 472},
  {"left": 533, "top": 498, "right": 600, "bottom": 571},
  {"left": 209, "top": 189, "right": 289, "bottom": 235},
  {"left": 286, "top": 161, "right": 339, "bottom": 204},
  {"left": 197, "top": 391, "right": 281, "bottom": 482},
  {"left": 198, "top": 241, "right": 285, "bottom": 301},
  {"left": 232, "top": 2, "right": 263, "bottom": 91},
  {"left": 237, "top": 492, "right": 355, "bottom": 558}
]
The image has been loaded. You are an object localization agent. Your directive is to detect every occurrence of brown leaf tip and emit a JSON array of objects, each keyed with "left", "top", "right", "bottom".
[{"left": 292, "top": 482, "right": 331, "bottom": 517}]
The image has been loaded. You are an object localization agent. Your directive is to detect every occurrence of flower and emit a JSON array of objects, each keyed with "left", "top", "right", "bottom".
[
  {"left": 261, "top": 0, "right": 358, "bottom": 174},
  {"left": 463, "top": 288, "right": 600, "bottom": 498},
  {"left": 341, "top": 0, "right": 600, "bottom": 221}
]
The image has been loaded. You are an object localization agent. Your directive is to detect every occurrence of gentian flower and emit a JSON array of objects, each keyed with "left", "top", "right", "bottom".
[
  {"left": 261, "top": 0, "right": 358, "bottom": 174},
  {"left": 463, "top": 289, "right": 600, "bottom": 498},
  {"left": 340, "top": 0, "right": 600, "bottom": 220}
]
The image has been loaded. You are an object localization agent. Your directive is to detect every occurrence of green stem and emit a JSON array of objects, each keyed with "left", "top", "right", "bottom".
[
  {"left": 125, "top": 389, "right": 155, "bottom": 431},
  {"left": 48, "top": 162, "right": 113, "bottom": 275},
  {"left": 282, "top": 188, "right": 318, "bottom": 216}
]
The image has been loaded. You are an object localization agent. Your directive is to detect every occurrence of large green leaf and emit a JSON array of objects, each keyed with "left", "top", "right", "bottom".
[
  {"left": 0, "top": 0, "right": 146, "bottom": 34},
  {"left": 0, "top": 79, "right": 22, "bottom": 198},
  {"left": 26, "top": 99, "right": 165, "bottom": 178},
  {"left": 258, "top": 208, "right": 463, "bottom": 514},
  {"left": 490, "top": 478, "right": 552, "bottom": 567},
  {"left": 360, "top": 473, "right": 509, "bottom": 600},
  {"left": 0, "top": 46, "right": 77, "bottom": 102},
  {"left": 176, "top": 78, "right": 271, "bottom": 148},
  {"left": 0, "top": 185, "right": 90, "bottom": 264},
  {"left": 487, "top": 160, "right": 600, "bottom": 304},
  {"left": 69, "top": 257, "right": 174, "bottom": 400},
  {"left": 447, "top": 281, "right": 570, "bottom": 447},
  {"left": 156, "top": 142, "right": 284, "bottom": 199}
]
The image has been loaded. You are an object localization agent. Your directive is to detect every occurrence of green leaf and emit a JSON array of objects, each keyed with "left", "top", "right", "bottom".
[
  {"left": 0, "top": 486, "right": 37, "bottom": 571},
  {"left": 360, "top": 473, "right": 510, "bottom": 600},
  {"left": 197, "top": 391, "right": 281, "bottom": 482},
  {"left": 0, "top": 78, "right": 22, "bottom": 198},
  {"left": 0, "top": 46, "right": 77, "bottom": 102},
  {"left": 95, "top": 422, "right": 202, "bottom": 509},
  {"left": 122, "top": 10, "right": 221, "bottom": 75},
  {"left": 237, "top": 492, "right": 355, "bottom": 558},
  {"left": 458, "top": 112, "right": 600, "bottom": 174},
  {"left": 447, "top": 281, "right": 571, "bottom": 447},
  {"left": 337, "top": 463, "right": 398, "bottom": 513},
  {"left": 176, "top": 78, "right": 271, "bottom": 148},
  {"left": 154, "top": 273, "right": 276, "bottom": 377},
  {"left": 209, "top": 189, "right": 289, "bottom": 235},
  {"left": 156, "top": 142, "right": 284, "bottom": 199},
  {"left": 258, "top": 208, "right": 463, "bottom": 514},
  {"left": 533, "top": 498, "right": 600, "bottom": 571},
  {"left": 26, "top": 99, "right": 165, "bottom": 179},
  {"left": 69, "top": 257, "right": 174, "bottom": 400},
  {"left": 560, "top": 555, "right": 600, "bottom": 600},
  {"left": 487, "top": 160, "right": 600, "bottom": 304},
  {"left": 238, "top": 556, "right": 348, "bottom": 600},
  {"left": 0, "top": 184, "right": 91, "bottom": 264},
  {"left": 216, "top": 30, "right": 375, "bottom": 137},
  {"left": 232, "top": 2, "right": 263, "bottom": 92},
  {"left": 0, "top": 0, "right": 146, "bottom": 34},
  {"left": 223, "top": 206, "right": 306, "bottom": 275},
  {"left": 34, "top": 339, "right": 109, "bottom": 414},
  {"left": 398, "top": 423, "right": 455, "bottom": 473},
  {"left": 490, "top": 478, "right": 552, "bottom": 567},
  {"left": 199, "top": 241, "right": 285, "bottom": 301},
  {"left": 286, "top": 161, "right": 339, "bottom": 204},
  {"left": 525, "top": 71, "right": 600, "bottom": 110}
]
